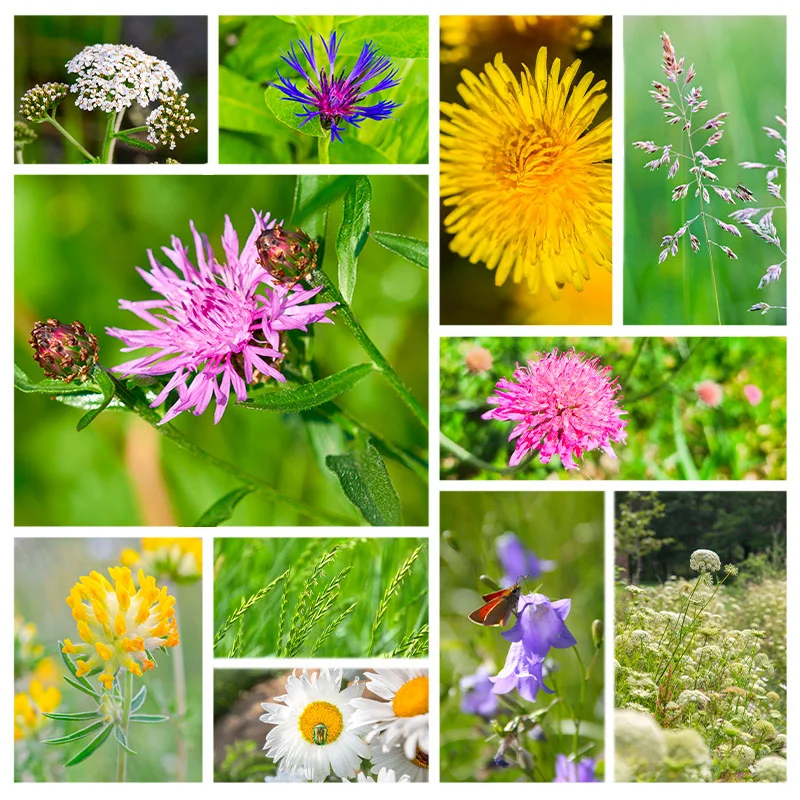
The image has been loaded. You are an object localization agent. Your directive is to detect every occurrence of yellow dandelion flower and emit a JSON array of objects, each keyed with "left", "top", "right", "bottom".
[
  {"left": 62, "top": 566, "right": 179, "bottom": 690},
  {"left": 441, "top": 15, "right": 604, "bottom": 63},
  {"left": 14, "top": 680, "right": 61, "bottom": 740},
  {"left": 121, "top": 537, "right": 202, "bottom": 583},
  {"left": 441, "top": 48, "right": 612, "bottom": 298}
]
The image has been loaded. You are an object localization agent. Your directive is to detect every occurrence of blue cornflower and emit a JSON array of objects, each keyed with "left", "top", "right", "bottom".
[
  {"left": 554, "top": 754, "right": 598, "bottom": 782},
  {"left": 273, "top": 31, "right": 400, "bottom": 143},
  {"left": 495, "top": 532, "right": 555, "bottom": 587}
]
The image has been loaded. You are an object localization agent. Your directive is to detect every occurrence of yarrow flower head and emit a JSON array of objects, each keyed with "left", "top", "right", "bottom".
[
  {"left": 66, "top": 44, "right": 181, "bottom": 113},
  {"left": 19, "top": 82, "right": 70, "bottom": 121},
  {"left": 62, "top": 566, "right": 179, "bottom": 691},
  {"left": 29, "top": 319, "right": 99, "bottom": 383},
  {"left": 145, "top": 90, "right": 199, "bottom": 150},
  {"left": 260, "top": 668, "right": 369, "bottom": 782},
  {"left": 554, "top": 754, "right": 598, "bottom": 782},
  {"left": 496, "top": 531, "right": 555, "bottom": 586},
  {"left": 273, "top": 32, "right": 400, "bottom": 143},
  {"left": 482, "top": 349, "right": 627, "bottom": 469},
  {"left": 689, "top": 549, "right": 721, "bottom": 573},
  {"left": 441, "top": 48, "right": 611, "bottom": 296},
  {"left": 121, "top": 537, "right": 202, "bottom": 584},
  {"left": 106, "top": 212, "right": 336, "bottom": 425}
]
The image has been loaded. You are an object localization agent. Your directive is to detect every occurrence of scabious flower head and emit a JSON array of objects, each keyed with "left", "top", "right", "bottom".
[
  {"left": 554, "top": 754, "right": 598, "bottom": 782},
  {"left": 29, "top": 319, "right": 99, "bottom": 383},
  {"left": 459, "top": 664, "right": 498, "bottom": 717},
  {"left": 689, "top": 549, "right": 721, "bottom": 573},
  {"left": 66, "top": 44, "right": 181, "bottom": 113},
  {"left": 273, "top": 32, "right": 400, "bottom": 143},
  {"left": 145, "top": 89, "right": 199, "bottom": 150},
  {"left": 483, "top": 349, "right": 627, "bottom": 469},
  {"left": 106, "top": 211, "right": 336, "bottom": 425},
  {"left": 62, "top": 566, "right": 179, "bottom": 691},
  {"left": 19, "top": 82, "right": 70, "bottom": 121},
  {"left": 496, "top": 531, "right": 555, "bottom": 586},
  {"left": 695, "top": 379, "right": 723, "bottom": 407},
  {"left": 441, "top": 48, "right": 611, "bottom": 296},
  {"left": 260, "top": 668, "right": 369, "bottom": 782},
  {"left": 744, "top": 384, "right": 763, "bottom": 406},
  {"left": 350, "top": 669, "right": 429, "bottom": 761},
  {"left": 121, "top": 538, "right": 202, "bottom": 584}
]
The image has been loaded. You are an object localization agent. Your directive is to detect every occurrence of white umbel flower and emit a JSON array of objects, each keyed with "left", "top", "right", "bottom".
[
  {"left": 260, "top": 669, "right": 369, "bottom": 782},
  {"left": 689, "top": 549, "right": 721, "bottom": 573},
  {"left": 350, "top": 669, "right": 429, "bottom": 760},
  {"left": 66, "top": 44, "right": 181, "bottom": 113},
  {"left": 369, "top": 737, "right": 429, "bottom": 782}
]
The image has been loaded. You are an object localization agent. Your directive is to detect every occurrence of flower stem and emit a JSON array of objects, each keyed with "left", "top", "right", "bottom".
[
  {"left": 16, "top": 150, "right": 24, "bottom": 164},
  {"left": 44, "top": 114, "right": 97, "bottom": 162},
  {"left": 100, "top": 112, "right": 116, "bottom": 164},
  {"left": 571, "top": 646, "right": 588, "bottom": 754},
  {"left": 106, "top": 110, "right": 126, "bottom": 164},
  {"left": 318, "top": 135, "right": 330, "bottom": 164},
  {"left": 115, "top": 670, "right": 134, "bottom": 782},
  {"left": 172, "top": 599, "right": 188, "bottom": 781},
  {"left": 310, "top": 270, "right": 428, "bottom": 428},
  {"left": 106, "top": 372, "right": 356, "bottom": 525},
  {"left": 117, "top": 126, "right": 149, "bottom": 135}
]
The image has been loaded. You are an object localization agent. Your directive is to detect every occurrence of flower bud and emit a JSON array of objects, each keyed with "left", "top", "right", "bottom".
[
  {"left": 256, "top": 225, "right": 318, "bottom": 287},
  {"left": 29, "top": 319, "right": 99, "bottom": 382},
  {"left": 592, "top": 619, "right": 604, "bottom": 649},
  {"left": 19, "top": 83, "right": 70, "bottom": 121}
]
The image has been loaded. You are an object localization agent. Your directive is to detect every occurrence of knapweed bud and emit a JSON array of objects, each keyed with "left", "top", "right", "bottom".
[
  {"left": 256, "top": 225, "right": 318, "bottom": 287},
  {"left": 591, "top": 619, "right": 603, "bottom": 649},
  {"left": 29, "top": 319, "right": 99, "bottom": 382},
  {"left": 19, "top": 83, "right": 70, "bottom": 121}
]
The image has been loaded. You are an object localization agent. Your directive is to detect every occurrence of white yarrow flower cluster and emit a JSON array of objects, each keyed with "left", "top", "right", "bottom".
[
  {"left": 146, "top": 90, "right": 199, "bottom": 150},
  {"left": 689, "top": 549, "right": 722, "bottom": 573},
  {"left": 66, "top": 43, "right": 181, "bottom": 112}
]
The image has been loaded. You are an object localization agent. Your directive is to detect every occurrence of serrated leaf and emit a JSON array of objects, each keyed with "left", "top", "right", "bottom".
[
  {"left": 113, "top": 726, "right": 137, "bottom": 755},
  {"left": 130, "top": 713, "right": 170, "bottom": 723},
  {"left": 77, "top": 369, "right": 116, "bottom": 431},
  {"left": 14, "top": 363, "right": 98, "bottom": 395},
  {"left": 195, "top": 487, "right": 254, "bottom": 526},
  {"left": 325, "top": 437, "right": 401, "bottom": 526},
  {"left": 242, "top": 364, "right": 374, "bottom": 413},
  {"left": 63, "top": 674, "right": 100, "bottom": 700},
  {"left": 112, "top": 133, "right": 156, "bottom": 151},
  {"left": 64, "top": 724, "right": 114, "bottom": 767},
  {"left": 336, "top": 177, "right": 371, "bottom": 303},
  {"left": 42, "top": 710, "right": 103, "bottom": 721},
  {"left": 43, "top": 719, "right": 106, "bottom": 745},
  {"left": 369, "top": 231, "right": 428, "bottom": 268},
  {"left": 130, "top": 684, "right": 147, "bottom": 714},
  {"left": 264, "top": 85, "right": 325, "bottom": 138}
]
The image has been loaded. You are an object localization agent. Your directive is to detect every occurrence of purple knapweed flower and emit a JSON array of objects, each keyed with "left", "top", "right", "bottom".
[
  {"left": 490, "top": 592, "right": 577, "bottom": 703},
  {"left": 273, "top": 32, "right": 400, "bottom": 143},
  {"left": 554, "top": 754, "right": 598, "bottom": 782},
  {"left": 107, "top": 211, "right": 337, "bottom": 425},
  {"left": 459, "top": 665, "right": 499, "bottom": 717},
  {"left": 496, "top": 532, "right": 555, "bottom": 587},
  {"left": 482, "top": 349, "right": 628, "bottom": 470}
]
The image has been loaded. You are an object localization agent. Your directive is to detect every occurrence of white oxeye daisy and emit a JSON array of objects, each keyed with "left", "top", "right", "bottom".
[
  {"left": 369, "top": 736, "right": 429, "bottom": 782},
  {"left": 358, "top": 767, "right": 411, "bottom": 782},
  {"left": 260, "top": 668, "right": 369, "bottom": 782},
  {"left": 350, "top": 669, "right": 429, "bottom": 760}
]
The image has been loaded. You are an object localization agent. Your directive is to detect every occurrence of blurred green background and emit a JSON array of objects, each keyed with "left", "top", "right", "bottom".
[
  {"left": 440, "top": 336, "right": 786, "bottom": 480},
  {"left": 624, "top": 16, "right": 786, "bottom": 324},
  {"left": 14, "top": 174, "right": 428, "bottom": 526},
  {"left": 440, "top": 16, "right": 613, "bottom": 325},
  {"left": 14, "top": 537, "right": 202, "bottom": 782},
  {"left": 219, "top": 15, "right": 428, "bottom": 164},
  {"left": 14, "top": 16, "right": 208, "bottom": 164},
  {"left": 440, "top": 491, "right": 604, "bottom": 782}
]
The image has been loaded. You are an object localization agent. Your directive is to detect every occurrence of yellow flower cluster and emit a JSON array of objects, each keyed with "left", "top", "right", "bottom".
[
  {"left": 63, "top": 566, "right": 179, "bottom": 690},
  {"left": 14, "top": 680, "right": 61, "bottom": 740},
  {"left": 121, "top": 537, "right": 202, "bottom": 583}
]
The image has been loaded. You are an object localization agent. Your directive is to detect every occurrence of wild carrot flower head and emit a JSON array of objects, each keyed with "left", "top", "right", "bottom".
[
  {"left": 273, "top": 32, "right": 400, "bottom": 143},
  {"left": 689, "top": 549, "right": 721, "bottom": 573},
  {"left": 482, "top": 349, "right": 627, "bottom": 469},
  {"left": 106, "top": 211, "right": 336, "bottom": 425},
  {"left": 62, "top": 566, "right": 179, "bottom": 691},
  {"left": 441, "top": 48, "right": 611, "bottom": 297}
]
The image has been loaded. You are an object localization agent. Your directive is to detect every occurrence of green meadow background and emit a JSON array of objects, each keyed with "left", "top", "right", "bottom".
[
  {"left": 624, "top": 16, "right": 786, "bottom": 324},
  {"left": 14, "top": 174, "right": 428, "bottom": 526}
]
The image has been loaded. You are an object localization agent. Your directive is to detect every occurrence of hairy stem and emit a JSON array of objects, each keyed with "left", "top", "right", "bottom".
[{"left": 115, "top": 670, "right": 133, "bottom": 782}]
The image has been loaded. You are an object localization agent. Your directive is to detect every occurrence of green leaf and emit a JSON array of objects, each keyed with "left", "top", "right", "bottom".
[
  {"left": 77, "top": 369, "right": 116, "bottom": 431},
  {"left": 112, "top": 133, "right": 156, "bottom": 151},
  {"left": 113, "top": 726, "right": 137, "bottom": 755},
  {"left": 130, "top": 713, "right": 170, "bottom": 724},
  {"left": 222, "top": 16, "right": 297, "bottom": 82},
  {"left": 292, "top": 175, "right": 356, "bottom": 229},
  {"left": 336, "top": 177, "right": 371, "bottom": 303},
  {"left": 264, "top": 85, "right": 325, "bottom": 138},
  {"left": 14, "top": 363, "right": 98, "bottom": 395},
  {"left": 672, "top": 396, "right": 701, "bottom": 480},
  {"left": 42, "top": 710, "right": 102, "bottom": 721},
  {"left": 130, "top": 684, "right": 147, "bottom": 714},
  {"left": 195, "top": 487, "right": 254, "bottom": 526},
  {"left": 62, "top": 674, "right": 100, "bottom": 701},
  {"left": 242, "top": 364, "right": 374, "bottom": 413},
  {"left": 43, "top": 719, "right": 106, "bottom": 746},
  {"left": 64, "top": 724, "right": 114, "bottom": 767},
  {"left": 369, "top": 231, "right": 428, "bottom": 268},
  {"left": 337, "top": 16, "right": 428, "bottom": 59},
  {"left": 331, "top": 138, "right": 392, "bottom": 165},
  {"left": 325, "top": 437, "right": 401, "bottom": 526},
  {"left": 219, "top": 66, "right": 289, "bottom": 137}
]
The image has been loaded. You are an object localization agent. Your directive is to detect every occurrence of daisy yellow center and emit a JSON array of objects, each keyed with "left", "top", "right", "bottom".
[
  {"left": 392, "top": 676, "right": 429, "bottom": 718},
  {"left": 298, "top": 701, "right": 344, "bottom": 745}
]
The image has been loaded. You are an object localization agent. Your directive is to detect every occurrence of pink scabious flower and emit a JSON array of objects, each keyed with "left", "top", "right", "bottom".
[
  {"left": 695, "top": 379, "right": 723, "bottom": 408},
  {"left": 482, "top": 349, "right": 627, "bottom": 470},
  {"left": 743, "top": 384, "right": 763, "bottom": 406},
  {"left": 107, "top": 211, "right": 337, "bottom": 424}
]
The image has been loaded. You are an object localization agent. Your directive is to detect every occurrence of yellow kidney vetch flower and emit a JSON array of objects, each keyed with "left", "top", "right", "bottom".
[
  {"left": 121, "top": 537, "right": 202, "bottom": 583},
  {"left": 14, "top": 680, "right": 61, "bottom": 740},
  {"left": 441, "top": 47, "right": 612, "bottom": 299},
  {"left": 62, "top": 566, "right": 179, "bottom": 690}
]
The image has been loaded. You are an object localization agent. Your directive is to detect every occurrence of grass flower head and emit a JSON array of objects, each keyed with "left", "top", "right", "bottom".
[
  {"left": 62, "top": 566, "right": 179, "bottom": 690},
  {"left": 273, "top": 32, "right": 400, "bottom": 143},
  {"left": 441, "top": 48, "right": 611, "bottom": 296},
  {"left": 483, "top": 349, "right": 627, "bottom": 469},
  {"left": 107, "top": 211, "right": 336, "bottom": 424}
]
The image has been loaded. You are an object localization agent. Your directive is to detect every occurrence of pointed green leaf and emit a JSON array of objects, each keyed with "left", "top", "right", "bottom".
[
  {"left": 64, "top": 724, "right": 114, "bottom": 766},
  {"left": 220, "top": 66, "right": 289, "bottom": 137},
  {"left": 130, "top": 684, "right": 147, "bottom": 714},
  {"left": 130, "top": 713, "right": 170, "bottom": 723},
  {"left": 242, "top": 364, "right": 374, "bottom": 413},
  {"left": 113, "top": 725, "right": 137, "bottom": 755},
  {"left": 291, "top": 175, "right": 356, "bottom": 229},
  {"left": 195, "top": 487, "right": 254, "bottom": 526},
  {"left": 264, "top": 85, "right": 325, "bottom": 138},
  {"left": 336, "top": 177, "right": 371, "bottom": 303},
  {"left": 369, "top": 231, "right": 428, "bottom": 269},
  {"left": 112, "top": 133, "right": 156, "bottom": 151},
  {"left": 43, "top": 719, "right": 106, "bottom": 745},
  {"left": 291, "top": 175, "right": 329, "bottom": 256},
  {"left": 325, "top": 437, "right": 401, "bottom": 526},
  {"left": 62, "top": 674, "right": 101, "bottom": 700},
  {"left": 42, "top": 710, "right": 102, "bottom": 722},
  {"left": 77, "top": 369, "right": 116, "bottom": 431},
  {"left": 14, "top": 363, "right": 98, "bottom": 395}
]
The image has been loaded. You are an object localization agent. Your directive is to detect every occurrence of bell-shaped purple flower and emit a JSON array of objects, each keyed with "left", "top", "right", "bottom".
[
  {"left": 495, "top": 532, "right": 555, "bottom": 587},
  {"left": 459, "top": 665, "right": 499, "bottom": 717},
  {"left": 554, "top": 754, "right": 598, "bottom": 782},
  {"left": 490, "top": 641, "right": 552, "bottom": 703}
]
